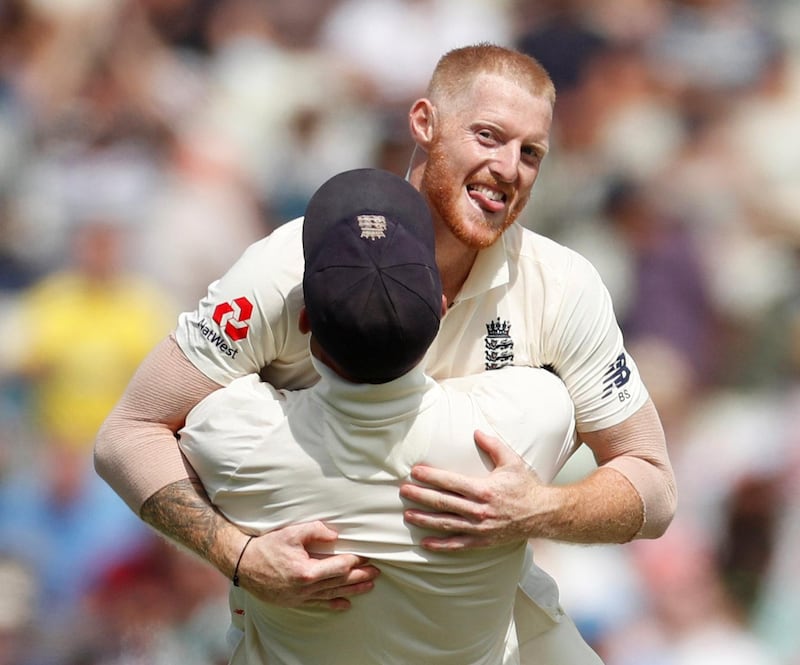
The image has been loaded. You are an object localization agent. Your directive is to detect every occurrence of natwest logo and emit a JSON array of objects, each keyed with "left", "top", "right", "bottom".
[{"left": 212, "top": 297, "right": 253, "bottom": 341}]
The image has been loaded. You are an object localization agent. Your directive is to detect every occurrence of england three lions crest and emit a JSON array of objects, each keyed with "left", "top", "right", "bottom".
[{"left": 484, "top": 317, "right": 514, "bottom": 370}]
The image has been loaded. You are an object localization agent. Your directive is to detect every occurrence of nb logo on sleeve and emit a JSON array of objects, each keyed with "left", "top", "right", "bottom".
[{"left": 601, "top": 353, "right": 631, "bottom": 401}]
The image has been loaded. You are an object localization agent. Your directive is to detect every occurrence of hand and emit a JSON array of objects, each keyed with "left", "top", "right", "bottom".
[
  {"left": 399, "top": 430, "right": 547, "bottom": 551},
  {"left": 237, "top": 521, "right": 380, "bottom": 610}
]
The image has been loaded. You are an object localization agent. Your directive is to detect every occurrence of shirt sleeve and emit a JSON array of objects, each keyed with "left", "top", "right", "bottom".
[
  {"left": 173, "top": 220, "right": 306, "bottom": 386},
  {"left": 543, "top": 250, "right": 648, "bottom": 433}
]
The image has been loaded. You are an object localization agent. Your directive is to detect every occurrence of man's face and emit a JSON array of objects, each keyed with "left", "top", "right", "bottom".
[{"left": 420, "top": 73, "right": 552, "bottom": 249}]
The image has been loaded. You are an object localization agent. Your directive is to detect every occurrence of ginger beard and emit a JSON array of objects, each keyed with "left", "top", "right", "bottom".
[{"left": 420, "top": 137, "right": 530, "bottom": 250}]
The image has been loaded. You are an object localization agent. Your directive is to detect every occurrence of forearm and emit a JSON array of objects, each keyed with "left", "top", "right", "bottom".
[
  {"left": 581, "top": 398, "right": 677, "bottom": 540},
  {"left": 141, "top": 477, "right": 250, "bottom": 579},
  {"left": 514, "top": 397, "right": 674, "bottom": 544},
  {"left": 401, "top": 401, "right": 675, "bottom": 551},
  {"left": 603, "top": 454, "right": 675, "bottom": 538},
  {"left": 530, "top": 466, "right": 643, "bottom": 544}
]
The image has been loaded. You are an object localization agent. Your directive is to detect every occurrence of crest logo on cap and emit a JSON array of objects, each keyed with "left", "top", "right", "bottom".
[
  {"left": 484, "top": 317, "right": 513, "bottom": 370},
  {"left": 358, "top": 214, "right": 387, "bottom": 240}
]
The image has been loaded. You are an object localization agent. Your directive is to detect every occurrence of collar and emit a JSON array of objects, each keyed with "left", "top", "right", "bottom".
[
  {"left": 310, "top": 357, "right": 439, "bottom": 422},
  {"left": 455, "top": 227, "right": 512, "bottom": 303},
  {"left": 309, "top": 357, "right": 441, "bottom": 479}
]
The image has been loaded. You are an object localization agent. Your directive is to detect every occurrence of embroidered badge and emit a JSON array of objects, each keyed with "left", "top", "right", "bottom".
[
  {"left": 484, "top": 317, "right": 513, "bottom": 370},
  {"left": 358, "top": 214, "right": 387, "bottom": 240}
]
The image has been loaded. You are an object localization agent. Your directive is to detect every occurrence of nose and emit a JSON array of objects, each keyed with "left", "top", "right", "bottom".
[{"left": 488, "top": 142, "right": 520, "bottom": 183}]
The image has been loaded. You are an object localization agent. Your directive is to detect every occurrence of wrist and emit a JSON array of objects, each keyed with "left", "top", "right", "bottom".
[
  {"left": 213, "top": 526, "right": 255, "bottom": 580},
  {"left": 232, "top": 535, "right": 256, "bottom": 587}
]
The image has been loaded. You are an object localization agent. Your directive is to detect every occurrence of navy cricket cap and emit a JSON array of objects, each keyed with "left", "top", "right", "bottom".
[{"left": 302, "top": 168, "right": 442, "bottom": 384}]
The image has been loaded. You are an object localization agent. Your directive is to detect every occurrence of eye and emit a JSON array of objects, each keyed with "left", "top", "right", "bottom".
[
  {"left": 521, "top": 145, "right": 544, "bottom": 164},
  {"left": 476, "top": 128, "right": 497, "bottom": 145}
]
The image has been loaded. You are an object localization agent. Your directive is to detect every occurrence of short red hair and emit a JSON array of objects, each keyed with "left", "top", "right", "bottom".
[{"left": 426, "top": 42, "right": 556, "bottom": 108}]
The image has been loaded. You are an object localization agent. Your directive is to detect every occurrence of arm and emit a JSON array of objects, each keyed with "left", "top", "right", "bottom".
[
  {"left": 580, "top": 397, "right": 676, "bottom": 540},
  {"left": 144, "top": 479, "right": 378, "bottom": 609},
  {"left": 94, "top": 334, "right": 221, "bottom": 513},
  {"left": 94, "top": 335, "right": 379, "bottom": 607},
  {"left": 399, "top": 398, "right": 676, "bottom": 550}
]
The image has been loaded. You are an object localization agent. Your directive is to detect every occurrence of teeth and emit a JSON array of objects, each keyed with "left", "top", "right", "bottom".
[{"left": 469, "top": 185, "right": 504, "bottom": 202}]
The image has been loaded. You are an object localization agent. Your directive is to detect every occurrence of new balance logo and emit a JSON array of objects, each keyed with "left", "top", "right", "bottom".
[{"left": 602, "top": 353, "right": 632, "bottom": 400}]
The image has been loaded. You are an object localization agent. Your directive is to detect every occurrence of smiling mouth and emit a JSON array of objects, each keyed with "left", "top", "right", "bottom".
[
  {"left": 468, "top": 184, "right": 506, "bottom": 202},
  {"left": 467, "top": 184, "right": 507, "bottom": 213}
]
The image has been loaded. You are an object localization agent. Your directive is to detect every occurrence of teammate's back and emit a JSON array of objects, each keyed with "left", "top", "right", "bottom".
[{"left": 180, "top": 361, "right": 575, "bottom": 664}]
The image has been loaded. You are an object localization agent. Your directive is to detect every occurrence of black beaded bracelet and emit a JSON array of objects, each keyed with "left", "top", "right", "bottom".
[{"left": 232, "top": 535, "right": 255, "bottom": 587}]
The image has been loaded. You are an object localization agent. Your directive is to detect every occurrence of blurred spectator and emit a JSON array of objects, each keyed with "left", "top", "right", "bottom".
[
  {"left": 318, "top": 0, "right": 510, "bottom": 111},
  {"left": 0, "top": 199, "right": 39, "bottom": 294},
  {"left": 645, "top": 0, "right": 777, "bottom": 108},
  {"left": 0, "top": 556, "right": 37, "bottom": 665},
  {"left": 5, "top": 218, "right": 175, "bottom": 453},
  {"left": 0, "top": 444, "right": 152, "bottom": 661},
  {"left": 133, "top": 127, "right": 268, "bottom": 309},
  {"left": 513, "top": 0, "right": 609, "bottom": 97},
  {"left": 752, "top": 443, "right": 800, "bottom": 664},
  {"left": 718, "top": 473, "right": 783, "bottom": 614},
  {"left": 601, "top": 522, "right": 781, "bottom": 665},
  {"left": 727, "top": 37, "right": 800, "bottom": 247},
  {"left": 138, "top": 0, "right": 218, "bottom": 55},
  {"left": 183, "top": 0, "right": 372, "bottom": 226},
  {"left": 603, "top": 178, "right": 717, "bottom": 385},
  {"left": 84, "top": 537, "right": 230, "bottom": 665}
]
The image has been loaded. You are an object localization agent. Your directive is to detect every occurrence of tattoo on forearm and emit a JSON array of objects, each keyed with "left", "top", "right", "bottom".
[{"left": 140, "top": 478, "right": 226, "bottom": 562}]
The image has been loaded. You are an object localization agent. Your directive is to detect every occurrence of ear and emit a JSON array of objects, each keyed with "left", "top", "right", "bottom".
[
  {"left": 298, "top": 306, "right": 310, "bottom": 334},
  {"left": 409, "top": 98, "right": 436, "bottom": 149}
]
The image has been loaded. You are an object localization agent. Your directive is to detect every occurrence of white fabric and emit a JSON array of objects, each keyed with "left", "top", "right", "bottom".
[
  {"left": 173, "top": 217, "right": 647, "bottom": 657},
  {"left": 175, "top": 218, "right": 648, "bottom": 432},
  {"left": 179, "top": 360, "right": 576, "bottom": 664}
]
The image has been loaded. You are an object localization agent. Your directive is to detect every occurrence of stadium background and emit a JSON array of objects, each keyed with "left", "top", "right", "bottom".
[{"left": 0, "top": 1, "right": 798, "bottom": 663}]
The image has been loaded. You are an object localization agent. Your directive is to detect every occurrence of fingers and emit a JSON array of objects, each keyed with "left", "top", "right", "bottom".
[
  {"left": 240, "top": 522, "right": 381, "bottom": 610},
  {"left": 400, "top": 477, "right": 483, "bottom": 515},
  {"left": 309, "top": 550, "right": 371, "bottom": 566},
  {"left": 402, "top": 433, "right": 520, "bottom": 499},
  {"left": 402, "top": 502, "right": 488, "bottom": 540},
  {"left": 309, "top": 578, "right": 378, "bottom": 603},
  {"left": 289, "top": 520, "right": 339, "bottom": 545},
  {"left": 402, "top": 465, "right": 477, "bottom": 500},
  {"left": 474, "top": 429, "right": 518, "bottom": 466},
  {"left": 419, "top": 534, "right": 488, "bottom": 552},
  {"left": 308, "top": 556, "right": 381, "bottom": 586},
  {"left": 321, "top": 597, "right": 352, "bottom": 611},
  {"left": 300, "top": 562, "right": 380, "bottom": 610},
  {"left": 307, "top": 577, "right": 378, "bottom": 611}
]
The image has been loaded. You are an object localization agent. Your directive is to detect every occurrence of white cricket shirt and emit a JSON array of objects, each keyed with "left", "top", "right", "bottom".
[
  {"left": 179, "top": 360, "right": 577, "bottom": 665},
  {"left": 173, "top": 218, "right": 649, "bottom": 641},
  {"left": 175, "top": 219, "right": 647, "bottom": 431}
]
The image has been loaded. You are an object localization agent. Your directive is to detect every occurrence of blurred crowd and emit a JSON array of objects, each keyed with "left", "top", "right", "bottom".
[{"left": 0, "top": 0, "right": 798, "bottom": 663}]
